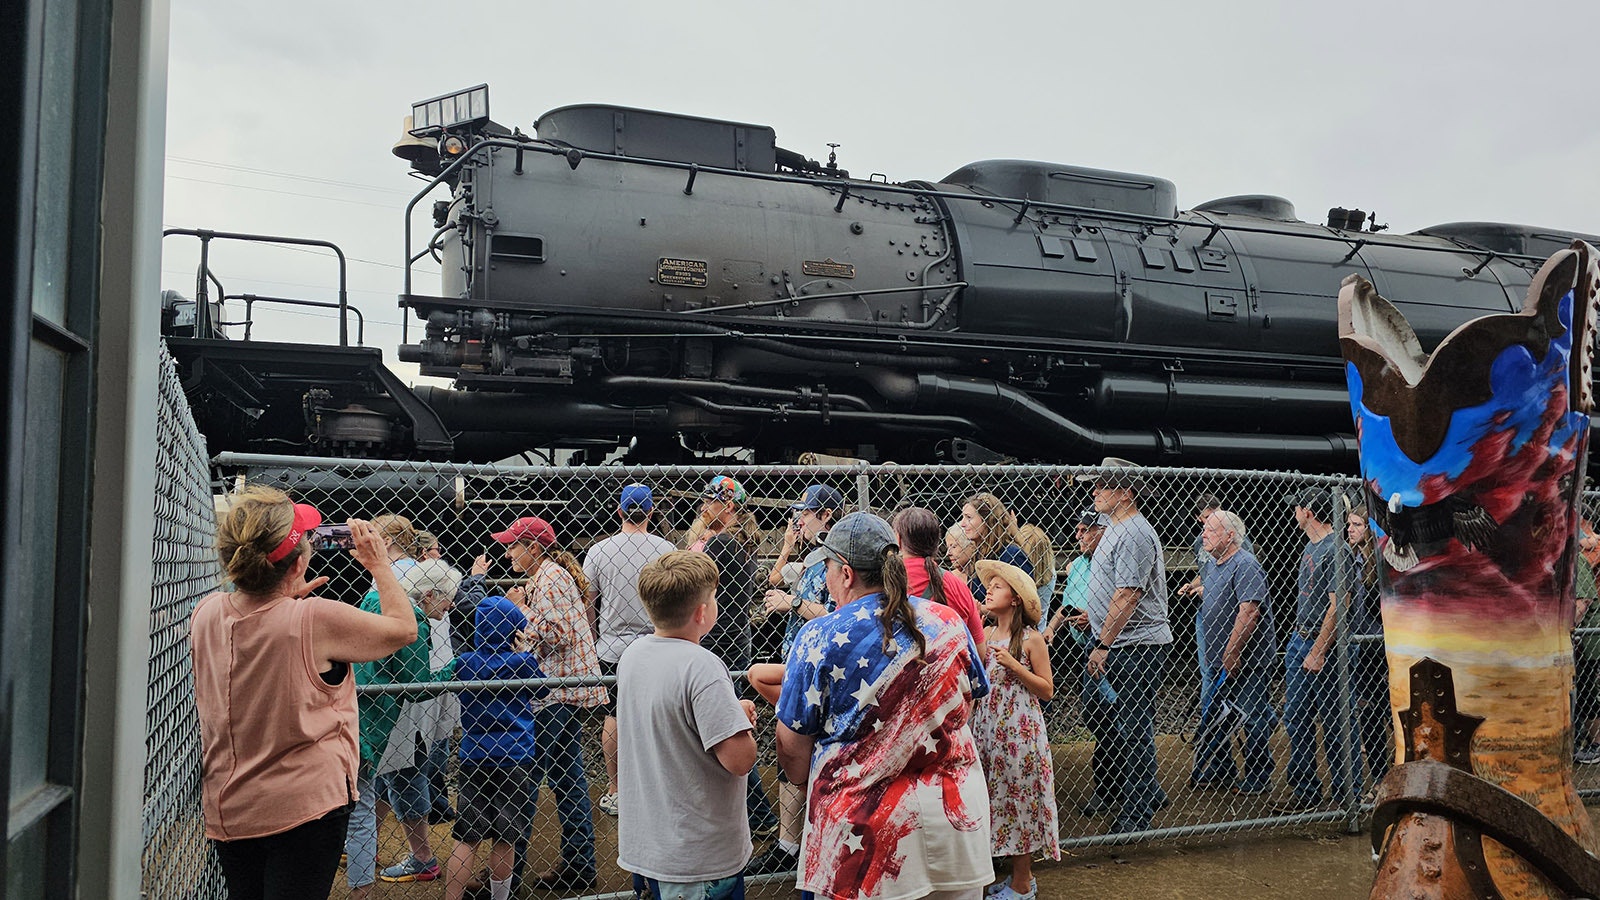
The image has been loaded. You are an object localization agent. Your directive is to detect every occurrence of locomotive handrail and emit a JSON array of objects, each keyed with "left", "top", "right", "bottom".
[
  {"left": 232, "top": 294, "right": 366, "bottom": 346},
  {"left": 400, "top": 138, "right": 1550, "bottom": 325},
  {"left": 678, "top": 281, "right": 969, "bottom": 316},
  {"left": 163, "top": 228, "right": 353, "bottom": 346}
]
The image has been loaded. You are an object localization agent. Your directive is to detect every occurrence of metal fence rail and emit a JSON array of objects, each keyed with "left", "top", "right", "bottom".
[
  {"left": 142, "top": 342, "right": 228, "bottom": 899},
  {"left": 147, "top": 450, "right": 1600, "bottom": 899}
]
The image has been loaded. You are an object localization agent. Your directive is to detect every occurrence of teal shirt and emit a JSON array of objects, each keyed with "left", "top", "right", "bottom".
[
  {"left": 353, "top": 590, "right": 431, "bottom": 764},
  {"left": 1059, "top": 555, "right": 1092, "bottom": 614}
]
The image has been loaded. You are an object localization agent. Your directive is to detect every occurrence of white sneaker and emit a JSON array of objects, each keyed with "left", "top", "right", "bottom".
[
  {"left": 995, "top": 878, "right": 1037, "bottom": 900},
  {"left": 598, "top": 790, "right": 619, "bottom": 816}
]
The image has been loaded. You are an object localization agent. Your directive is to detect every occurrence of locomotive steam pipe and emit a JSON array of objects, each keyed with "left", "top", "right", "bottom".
[
  {"left": 410, "top": 370, "right": 1354, "bottom": 467},
  {"left": 598, "top": 376, "right": 875, "bottom": 411},
  {"left": 674, "top": 395, "right": 981, "bottom": 434},
  {"left": 911, "top": 373, "right": 1357, "bottom": 466},
  {"left": 401, "top": 314, "right": 966, "bottom": 371},
  {"left": 410, "top": 386, "right": 670, "bottom": 433},
  {"left": 1084, "top": 373, "right": 1353, "bottom": 428},
  {"left": 678, "top": 282, "right": 968, "bottom": 318}
]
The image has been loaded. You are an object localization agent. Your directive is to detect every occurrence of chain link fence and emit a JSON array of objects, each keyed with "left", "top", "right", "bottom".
[
  {"left": 150, "top": 448, "right": 1600, "bottom": 899},
  {"left": 143, "top": 342, "right": 228, "bottom": 899}
]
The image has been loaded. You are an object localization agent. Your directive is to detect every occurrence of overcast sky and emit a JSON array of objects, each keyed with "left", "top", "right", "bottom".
[{"left": 161, "top": 0, "right": 1600, "bottom": 382}]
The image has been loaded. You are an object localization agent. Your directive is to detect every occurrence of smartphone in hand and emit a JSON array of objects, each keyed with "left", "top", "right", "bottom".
[{"left": 312, "top": 524, "right": 355, "bottom": 551}]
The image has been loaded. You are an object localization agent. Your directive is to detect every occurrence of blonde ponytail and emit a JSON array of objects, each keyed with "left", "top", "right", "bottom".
[{"left": 216, "top": 485, "right": 305, "bottom": 593}]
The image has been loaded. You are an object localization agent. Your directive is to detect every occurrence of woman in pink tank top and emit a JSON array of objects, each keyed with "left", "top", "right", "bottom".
[
  {"left": 893, "top": 507, "right": 987, "bottom": 656},
  {"left": 191, "top": 486, "right": 422, "bottom": 900}
]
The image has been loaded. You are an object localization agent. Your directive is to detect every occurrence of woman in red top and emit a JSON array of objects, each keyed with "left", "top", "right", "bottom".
[{"left": 893, "top": 506, "right": 986, "bottom": 655}]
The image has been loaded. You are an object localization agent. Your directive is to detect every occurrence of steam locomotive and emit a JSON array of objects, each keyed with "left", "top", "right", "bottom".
[{"left": 166, "top": 84, "right": 1599, "bottom": 470}]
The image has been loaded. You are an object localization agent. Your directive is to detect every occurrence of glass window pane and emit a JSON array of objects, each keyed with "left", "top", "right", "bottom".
[
  {"left": 5, "top": 821, "right": 45, "bottom": 900},
  {"left": 10, "top": 341, "right": 63, "bottom": 798},
  {"left": 28, "top": 0, "right": 77, "bottom": 327}
]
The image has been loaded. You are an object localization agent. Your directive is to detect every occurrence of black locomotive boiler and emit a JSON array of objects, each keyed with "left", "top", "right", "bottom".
[
  {"left": 168, "top": 84, "right": 1600, "bottom": 470},
  {"left": 384, "top": 85, "right": 1599, "bottom": 470}
]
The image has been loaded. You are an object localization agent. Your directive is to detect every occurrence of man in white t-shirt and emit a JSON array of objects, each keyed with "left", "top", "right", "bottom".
[{"left": 583, "top": 483, "right": 676, "bottom": 816}]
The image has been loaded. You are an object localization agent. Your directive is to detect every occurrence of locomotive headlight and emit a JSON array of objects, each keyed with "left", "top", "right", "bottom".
[
  {"left": 440, "top": 135, "right": 469, "bottom": 157},
  {"left": 409, "top": 84, "right": 490, "bottom": 137}
]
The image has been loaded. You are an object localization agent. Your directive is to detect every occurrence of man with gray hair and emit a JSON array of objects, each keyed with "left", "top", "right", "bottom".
[
  {"left": 365, "top": 558, "right": 465, "bottom": 885},
  {"left": 1191, "top": 510, "right": 1278, "bottom": 795}
]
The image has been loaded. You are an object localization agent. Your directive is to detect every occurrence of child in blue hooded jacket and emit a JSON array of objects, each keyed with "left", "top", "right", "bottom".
[{"left": 445, "top": 594, "right": 549, "bottom": 900}]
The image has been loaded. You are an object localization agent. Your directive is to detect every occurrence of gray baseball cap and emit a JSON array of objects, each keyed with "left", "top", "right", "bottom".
[{"left": 817, "top": 512, "right": 899, "bottom": 570}]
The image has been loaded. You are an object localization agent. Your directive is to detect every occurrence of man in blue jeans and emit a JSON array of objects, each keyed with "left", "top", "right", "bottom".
[
  {"left": 1191, "top": 509, "right": 1278, "bottom": 794},
  {"left": 1275, "top": 488, "right": 1357, "bottom": 812},
  {"left": 1073, "top": 457, "right": 1174, "bottom": 835}
]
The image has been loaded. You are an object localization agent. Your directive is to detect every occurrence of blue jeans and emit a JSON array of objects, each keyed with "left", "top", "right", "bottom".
[
  {"left": 746, "top": 768, "right": 777, "bottom": 834},
  {"left": 635, "top": 873, "right": 746, "bottom": 900},
  {"left": 375, "top": 764, "right": 432, "bottom": 822},
  {"left": 1192, "top": 667, "right": 1278, "bottom": 791},
  {"left": 532, "top": 702, "right": 597, "bottom": 878},
  {"left": 343, "top": 763, "right": 377, "bottom": 888},
  {"left": 1283, "top": 634, "right": 1357, "bottom": 802},
  {"left": 1080, "top": 642, "right": 1170, "bottom": 832}
]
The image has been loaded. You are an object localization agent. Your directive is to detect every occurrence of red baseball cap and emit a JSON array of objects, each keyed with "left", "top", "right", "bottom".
[
  {"left": 491, "top": 516, "right": 557, "bottom": 547},
  {"left": 266, "top": 502, "right": 323, "bottom": 563}
]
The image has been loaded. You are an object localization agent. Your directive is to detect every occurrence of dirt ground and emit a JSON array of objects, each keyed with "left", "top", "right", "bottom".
[
  {"left": 326, "top": 725, "right": 1600, "bottom": 900},
  {"left": 333, "top": 822, "right": 1376, "bottom": 899},
  {"left": 1025, "top": 829, "right": 1375, "bottom": 898},
  {"left": 727, "top": 830, "right": 1376, "bottom": 899}
]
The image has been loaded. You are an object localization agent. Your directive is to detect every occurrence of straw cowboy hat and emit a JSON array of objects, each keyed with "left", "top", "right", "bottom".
[{"left": 974, "top": 559, "right": 1041, "bottom": 626}]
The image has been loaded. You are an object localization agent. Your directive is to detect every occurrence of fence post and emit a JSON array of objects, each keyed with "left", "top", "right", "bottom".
[
  {"left": 1330, "top": 484, "right": 1361, "bottom": 832},
  {"left": 855, "top": 460, "right": 872, "bottom": 513}
]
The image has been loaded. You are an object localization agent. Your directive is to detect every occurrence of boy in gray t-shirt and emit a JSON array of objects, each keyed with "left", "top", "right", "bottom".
[{"left": 617, "top": 550, "right": 757, "bottom": 897}]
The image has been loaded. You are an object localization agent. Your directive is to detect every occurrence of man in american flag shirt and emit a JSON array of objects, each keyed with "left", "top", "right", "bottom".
[{"left": 775, "top": 512, "right": 994, "bottom": 900}]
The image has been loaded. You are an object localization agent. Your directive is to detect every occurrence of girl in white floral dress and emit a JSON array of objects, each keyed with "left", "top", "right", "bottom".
[{"left": 972, "top": 560, "right": 1060, "bottom": 900}]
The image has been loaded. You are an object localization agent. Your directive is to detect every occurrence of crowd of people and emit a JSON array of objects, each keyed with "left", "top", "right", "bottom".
[{"left": 195, "top": 460, "right": 1432, "bottom": 900}]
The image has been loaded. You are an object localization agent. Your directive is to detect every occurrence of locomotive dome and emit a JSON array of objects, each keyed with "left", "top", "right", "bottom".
[{"left": 940, "top": 160, "right": 1178, "bottom": 220}]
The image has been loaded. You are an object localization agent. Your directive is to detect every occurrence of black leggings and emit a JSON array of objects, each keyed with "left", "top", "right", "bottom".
[{"left": 213, "top": 804, "right": 350, "bottom": 900}]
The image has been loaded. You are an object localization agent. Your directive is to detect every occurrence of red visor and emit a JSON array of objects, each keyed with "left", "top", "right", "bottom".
[{"left": 266, "top": 503, "right": 323, "bottom": 563}]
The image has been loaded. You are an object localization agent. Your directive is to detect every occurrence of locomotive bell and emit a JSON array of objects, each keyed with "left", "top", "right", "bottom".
[{"left": 392, "top": 115, "right": 441, "bottom": 173}]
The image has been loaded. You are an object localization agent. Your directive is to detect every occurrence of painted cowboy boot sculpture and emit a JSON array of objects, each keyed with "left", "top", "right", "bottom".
[{"left": 1340, "top": 240, "right": 1600, "bottom": 898}]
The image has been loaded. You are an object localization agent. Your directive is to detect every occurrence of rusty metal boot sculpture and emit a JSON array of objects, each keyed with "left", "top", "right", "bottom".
[{"left": 1340, "top": 241, "right": 1600, "bottom": 898}]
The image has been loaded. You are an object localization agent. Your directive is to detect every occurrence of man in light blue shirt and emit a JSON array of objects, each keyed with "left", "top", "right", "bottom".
[{"left": 1043, "top": 509, "right": 1105, "bottom": 645}]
